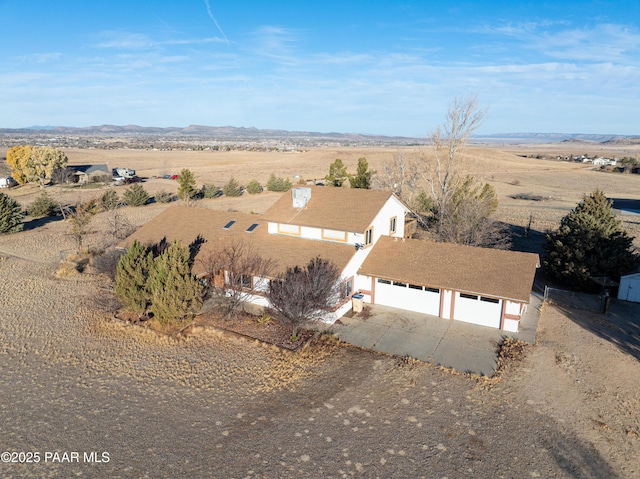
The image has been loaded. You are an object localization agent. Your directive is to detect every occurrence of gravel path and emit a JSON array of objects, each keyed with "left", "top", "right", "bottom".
[{"left": 1, "top": 208, "right": 639, "bottom": 478}]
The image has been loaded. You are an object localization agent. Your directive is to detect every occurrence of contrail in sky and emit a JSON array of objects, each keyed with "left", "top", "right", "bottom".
[{"left": 204, "top": 0, "right": 229, "bottom": 44}]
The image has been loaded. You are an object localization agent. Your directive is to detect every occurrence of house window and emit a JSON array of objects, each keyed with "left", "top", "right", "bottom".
[
  {"left": 425, "top": 287, "right": 440, "bottom": 294},
  {"left": 229, "top": 272, "right": 252, "bottom": 289},
  {"left": 460, "top": 293, "right": 478, "bottom": 300},
  {"left": 393, "top": 281, "right": 407, "bottom": 288},
  {"left": 480, "top": 296, "right": 500, "bottom": 304},
  {"left": 340, "top": 278, "right": 354, "bottom": 299},
  {"left": 408, "top": 283, "right": 423, "bottom": 290},
  {"left": 365, "top": 227, "right": 373, "bottom": 246},
  {"left": 240, "top": 274, "right": 252, "bottom": 289},
  {"left": 390, "top": 217, "right": 397, "bottom": 234},
  {"left": 377, "top": 279, "right": 391, "bottom": 285}
]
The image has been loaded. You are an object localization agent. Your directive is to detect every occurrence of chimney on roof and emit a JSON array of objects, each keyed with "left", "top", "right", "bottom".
[{"left": 292, "top": 187, "right": 311, "bottom": 208}]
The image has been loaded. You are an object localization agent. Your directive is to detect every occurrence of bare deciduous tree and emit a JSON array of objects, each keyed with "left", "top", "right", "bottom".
[
  {"left": 199, "top": 241, "right": 275, "bottom": 318},
  {"left": 374, "top": 95, "right": 505, "bottom": 247},
  {"left": 424, "top": 94, "right": 487, "bottom": 232},
  {"left": 267, "top": 257, "right": 341, "bottom": 339}
]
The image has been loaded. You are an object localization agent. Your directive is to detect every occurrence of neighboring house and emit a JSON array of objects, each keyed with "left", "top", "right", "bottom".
[
  {"left": 119, "top": 186, "right": 539, "bottom": 331},
  {"left": 68, "top": 164, "right": 110, "bottom": 184},
  {"left": 618, "top": 273, "right": 640, "bottom": 303}
]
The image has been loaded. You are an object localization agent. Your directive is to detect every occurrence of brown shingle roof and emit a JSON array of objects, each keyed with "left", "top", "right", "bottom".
[
  {"left": 262, "top": 186, "right": 396, "bottom": 232},
  {"left": 359, "top": 236, "right": 539, "bottom": 302},
  {"left": 118, "top": 206, "right": 357, "bottom": 277}
]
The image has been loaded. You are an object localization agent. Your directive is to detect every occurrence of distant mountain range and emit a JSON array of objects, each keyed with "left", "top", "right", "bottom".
[
  {"left": 1, "top": 125, "right": 638, "bottom": 145},
  {"left": 2, "top": 124, "right": 418, "bottom": 142}
]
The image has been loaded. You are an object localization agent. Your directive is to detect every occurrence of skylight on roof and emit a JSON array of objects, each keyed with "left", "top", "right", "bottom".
[
  {"left": 223, "top": 220, "right": 236, "bottom": 230},
  {"left": 246, "top": 223, "right": 259, "bottom": 233}
]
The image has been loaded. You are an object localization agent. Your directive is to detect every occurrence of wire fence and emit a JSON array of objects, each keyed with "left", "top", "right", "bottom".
[{"left": 543, "top": 286, "right": 603, "bottom": 313}]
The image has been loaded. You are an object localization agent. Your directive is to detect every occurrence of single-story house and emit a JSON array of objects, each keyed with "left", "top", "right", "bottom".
[
  {"left": 118, "top": 186, "right": 539, "bottom": 331},
  {"left": 68, "top": 164, "right": 110, "bottom": 184}
]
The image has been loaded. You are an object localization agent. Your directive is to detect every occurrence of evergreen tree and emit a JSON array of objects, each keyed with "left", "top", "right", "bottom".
[
  {"left": 325, "top": 159, "right": 348, "bottom": 187},
  {"left": 115, "top": 240, "right": 153, "bottom": 314},
  {"left": 123, "top": 183, "right": 149, "bottom": 206},
  {"left": 544, "top": 190, "right": 640, "bottom": 290},
  {"left": 148, "top": 240, "right": 203, "bottom": 323},
  {"left": 246, "top": 179, "right": 263, "bottom": 194},
  {"left": 99, "top": 190, "right": 120, "bottom": 211},
  {"left": 266, "top": 174, "right": 292, "bottom": 192},
  {"left": 201, "top": 184, "right": 221, "bottom": 198},
  {"left": 28, "top": 192, "right": 57, "bottom": 217},
  {"left": 0, "top": 193, "right": 24, "bottom": 234},
  {"left": 177, "top": 168, "right": 197, "bottom": 201},
  {"left": 222, "top": 177, "right": 243, "bottom": 197},
  {"left": 348, "top": 157, "right": 376, "bottom": 189}
]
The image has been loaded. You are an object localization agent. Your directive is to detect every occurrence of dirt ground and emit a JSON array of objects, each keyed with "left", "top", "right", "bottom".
[{"left": 1, "top": 144, "right": 640, "bottom": 477}]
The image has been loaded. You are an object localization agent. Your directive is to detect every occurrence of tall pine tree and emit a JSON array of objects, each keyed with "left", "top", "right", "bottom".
[
  {"left": 0, "top": 193, "right": 23, "bottom": 234},
  {"left": 148, "top": 240, "right": 203, "bottom": 324},
  {"left": 544, "top": 190, "right": 640, "bottom": 290},
  {"left": 115, "top": 240, "right": 153, "bottom": 313}
]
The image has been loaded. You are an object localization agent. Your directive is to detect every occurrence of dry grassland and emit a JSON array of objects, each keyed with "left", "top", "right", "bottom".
[{"left": 1, "top": 144, "right": 640, "bottom": 477}]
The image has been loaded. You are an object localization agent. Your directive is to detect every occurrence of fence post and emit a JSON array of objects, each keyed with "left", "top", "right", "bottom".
[{"left": 543, "top": 285, "right": 549, "bottom": 303}]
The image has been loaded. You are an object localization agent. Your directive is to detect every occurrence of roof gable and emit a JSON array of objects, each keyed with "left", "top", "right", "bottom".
[
  {"left": 262, "top": 186, "right": 400, "bottom": 232},
  {"left": 360, "top": 236, "right": 539, "bottom": 302}
]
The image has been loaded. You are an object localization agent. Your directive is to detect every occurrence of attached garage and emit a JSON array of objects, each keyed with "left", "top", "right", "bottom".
[
  {"left": 375, "top": 278, "right": 440, "bottom": 316},
  {"left": 453, "top": 293, "right": 502, "bottom": 329},
  {"left": 358, "top": 237, "right": 540, "bottom": 331},
  {"left": 618, "top": 273, "right": 640, "bottom": 303}
]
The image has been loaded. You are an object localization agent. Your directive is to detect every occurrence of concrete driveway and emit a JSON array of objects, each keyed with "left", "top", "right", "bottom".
[{"left": 326, "top": 295, "right": 541, "bottom": 377}]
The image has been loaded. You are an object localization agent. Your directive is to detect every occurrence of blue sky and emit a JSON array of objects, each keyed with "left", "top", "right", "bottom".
[{"left": 1, "top": 1, "right": 639, "bottom": 136}]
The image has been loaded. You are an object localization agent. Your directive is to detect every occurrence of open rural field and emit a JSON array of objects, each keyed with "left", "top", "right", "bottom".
[
  {"left": 4, "top": 141, "right": 639, "bottom": 240},
  {"left": 1, "top": 143, "right": 640, "bottom": 477}
]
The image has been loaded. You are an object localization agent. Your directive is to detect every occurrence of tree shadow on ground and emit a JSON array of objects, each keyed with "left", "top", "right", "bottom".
[
  {"left": 544, "top": 425, "right": 619, "bottom": 479},
  {"left": 22, "top": 214, "right": 64, "bottom": 231},
  {"left": 507, "top": 224, "right": 547, "bottom": 255},
  {"left": 553, "top": 300, "right": 640, "bottom": 361}
]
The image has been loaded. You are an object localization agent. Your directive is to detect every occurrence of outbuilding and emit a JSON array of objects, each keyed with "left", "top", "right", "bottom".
[{"left": 618, "top": 273, "right": 640, "bottom": 303}]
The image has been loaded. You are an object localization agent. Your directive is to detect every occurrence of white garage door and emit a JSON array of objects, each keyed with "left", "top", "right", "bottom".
[
  {"left": 454, "top": 293, "right": 502, "bottom": 328},
  {"left": 375, "top": 279, "right": 440, "bottom": 316}
]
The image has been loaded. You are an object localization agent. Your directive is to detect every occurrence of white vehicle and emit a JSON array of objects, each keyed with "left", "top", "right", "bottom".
[
  {"left": 112, "top": 168, "right": 136, "bottom": 179},
  {"left": 0, "top": 177, "right": 17, "bottom": 188}
]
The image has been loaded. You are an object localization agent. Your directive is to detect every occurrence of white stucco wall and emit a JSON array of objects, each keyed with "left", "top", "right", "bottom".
[
  {"left": 505, "top": 300, "right": 521, "bottom": 316},
  {"left": 503, "top": 318, "right": 519, "bottom": 332}
]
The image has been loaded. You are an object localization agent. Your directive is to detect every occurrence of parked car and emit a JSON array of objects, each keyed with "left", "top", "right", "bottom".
[
  {"left": 0, "top": 177, "right": 17, "bottom": 188},
  {"left": 123, "top": 176, "right": 143, "bottom": 184},
  {"left": 170, "top": 175, "right": 179, "bottom": 180}
]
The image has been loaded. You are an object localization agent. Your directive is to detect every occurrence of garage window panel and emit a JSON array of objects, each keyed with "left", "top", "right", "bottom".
[
  {"left": 480, "top": 296, "right": 500, "bottom": 304},
  {"left": 377, "top": 279, "right": 391, "bottom": 285},
  {"left": 425, "top": 287, "right": 440, "bottom": 293},
  {"left": 460, "top": 293, "right": 478, "bottom": 300},
  {"left": 408, "top": 284, "right": 423, "bottom": 290},
  {"left": 393, "top": 281, "right": 407, "bottom": 287}
]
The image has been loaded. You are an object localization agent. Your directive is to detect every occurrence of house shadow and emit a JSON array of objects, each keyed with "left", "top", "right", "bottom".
[
  {"left": 506, "top": 223, "right": 547, "bottom": 256},
  {"left": 22, "top": 214, "right": 64, "bottom": 231},
  {"left": 610, "top": 197, "right": 640, "bottom": 215},
  {"left": 553, "top": 299, "right": 640, "bottom": 361}
]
